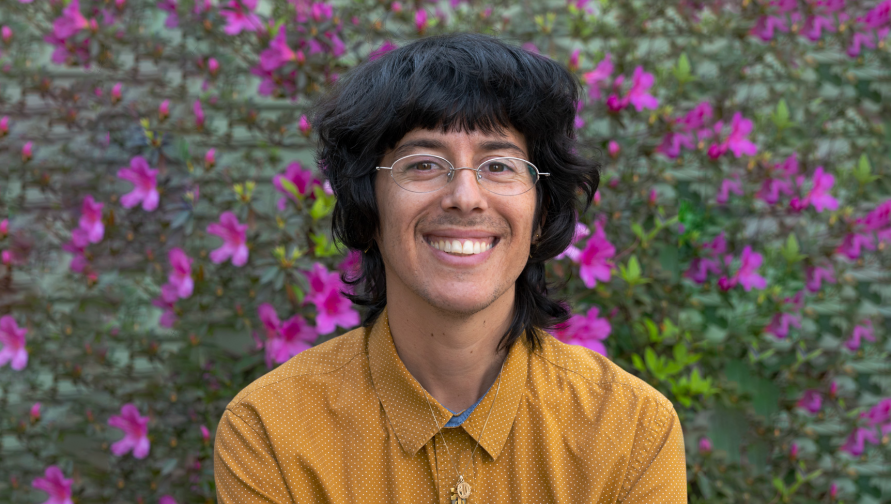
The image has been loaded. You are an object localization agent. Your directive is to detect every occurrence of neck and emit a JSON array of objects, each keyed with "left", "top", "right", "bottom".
[{"left": 386, "top": 291, "right": 513, "bottom": 413}]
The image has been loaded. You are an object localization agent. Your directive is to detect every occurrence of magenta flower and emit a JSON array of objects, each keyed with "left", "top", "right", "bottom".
[
  {"left": 79, "top": 195, "right": 105, "bottom": 243},
  {"left": 623, "top": 66, "right": 659, "bottom": 112},
  {"left": 582, "top": 53, "right": 613, "bottom": 101},
  {"left": 208, "top": 57, "right": 220, "bottom": 75},
  {"left": 158, "top": 0, "right": 179, "bottom": 28},
  {"left": 220, "top": 0, "right": 261, "bottom": 35},
  {"left": 840, "top": 426, "right": 878, "bottom": 456},
  {"left": 369, "top": 40, "right": 397, "bottom": 61},
  {"left": 118, "top": 156, "right": 159, "bottom": 211},
  {"left": 338, "top": 249, "right": 362, "bottom": 278},
  {"left": 257, "top": 303, "right": 318, "bottom": 366},
  {"left": 204, "top": 148, "right": 216, "bottom": 169},
  {"left": 835, "top": 232, "right": 875, "bottom": 260},
  {"left": 298, "top": 115, "right": 312, "bottom": 136},
  {"left": 62, "top": 228, "right": 90, "bottom": 273},
  {"left": 31, "top": 466, "right": 73, "bottom": 504},
  {"left": 0, "top": 218, "right": 7, "bottom": 237},
  {"left": 273, "top": 162, "right": 320, "bottom": 211},
  {"left": 575, "top": 221, "right": 615, "bottom": 288},
  {"left": 684, "top": 232, "right": 727, "bottom": 284},
  {"left": 159, "top": 496, "right": 177, "bottom": 504},
  {"left": 790, "top": 166, "right": 838, "bottom": 213},
  {"left": 698, "top": 437, "right": 713, "bottom": 454},
  {"left": 415, "top": 9, "right": 428, "bottom": 33},
  {"left": 568, "top": 49, "right": 580, "bottom": 71},
  {"left": 309, "top": 286, "right": 359, "bottom": 334},
  {"left": 207, "top": 212, "right": 249, "bottom": 266},
  {"left": 152, "top": 284, "right": 178, "bottom": 327},
  {"left": 158, "top": 99, "right": 170, "bottom": 120},
  {"left": 53, "top": 0, "right": 89, "bottom": 39},
  {"left": 847, "top": 1, "right": 891, "bottom": 57},
  {"left": 864, "top": 398, "right": 891, "bottom": 437},
  {"left": 845, "top": 320, "right": 876, "bottom": 351},
  {"left": 756, "top": 153, "right": 798, "bottom": 205},
  {"left": 718, "top": 245, "right": 767, "bottom": 291},
  {"left": 200, "top": 424, "right": 210, "bottom": 443},
  {"left": 0, "top": 315, "right": 28, "bottom": 371},
  {"left": 260, "top": 27, "right": 298, "bottom": 71},
  {"left": 708, "top": 112, "right": 758, "bottom": 159},
  {"left": 556, "top": 222, "right": 591, "bottom": 261},
  {"left": 0, "top": 116, "right": 8, "bottom": 136},
  {"left": 1, "top": 26, "right": 12, "bottom": 44},
  {"left": 765, "top": 312, "right": 801, "bottom": 339},
  {"left": 111, "top": 82, "right": 122, "bottom": 103},
  {"left": 805, "top": 263, "right": 836, "bottom": 292},
  {"left": 31, "top": 402, "right": 41, "bottom": 422},
  {"left": 108, "top": 403, "right": 150, "bottom": 458},
  {"left": 22, "top": 141, "right": 33, "bottom": 162},
  {"left": 554, "top": 306, "right": 612, "bottom": 356},
  {"left": 607, "top": 140, "right": 620, "bottom": 158},
  {"left": 797, "top": 389, "right": 822, "bottom": 414},
  {"left": 193, "top": 100, "right": 205, "bottom": 129},
  {"left": 715, "top": 175, "right": 743, "bottom": 205},
  {"left": 167, "top": 248, "right": 193, "bottom": 298}
]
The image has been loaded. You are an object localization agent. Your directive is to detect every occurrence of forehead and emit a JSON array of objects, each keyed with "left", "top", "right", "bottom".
[{"left": 387, "top": 127, "right": 529, "bottom": 160}]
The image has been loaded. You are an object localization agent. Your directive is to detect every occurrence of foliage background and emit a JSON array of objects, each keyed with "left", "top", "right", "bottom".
[{"left": 2, "top": 0, "right": 891, "bottom": 502}]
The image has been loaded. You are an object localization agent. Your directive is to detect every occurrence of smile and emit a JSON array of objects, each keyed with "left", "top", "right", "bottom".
[{"left": 424, "top": 236, "right": 496, "bottom": 256}]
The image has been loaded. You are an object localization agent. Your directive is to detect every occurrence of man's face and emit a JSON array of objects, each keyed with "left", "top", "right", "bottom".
[{"left": 375, "top": 126, "right": 538, "bottom": 317}]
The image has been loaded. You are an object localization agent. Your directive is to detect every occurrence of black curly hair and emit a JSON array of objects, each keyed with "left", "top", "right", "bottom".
[{"left": 311, "top": 32, "right": 600, "bottom": 351}]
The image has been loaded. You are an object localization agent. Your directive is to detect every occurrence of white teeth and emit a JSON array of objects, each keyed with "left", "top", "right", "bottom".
[{"left": 428, "top": 238, "right": 493, "bottom": 256}]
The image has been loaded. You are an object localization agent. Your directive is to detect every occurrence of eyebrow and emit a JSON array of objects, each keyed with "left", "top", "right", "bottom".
[{"left": 391, "top": 138, "right": 528, "bottom": 159}]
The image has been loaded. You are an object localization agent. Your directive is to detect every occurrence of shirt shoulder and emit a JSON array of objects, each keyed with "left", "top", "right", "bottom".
[
  {"left": 532, "top": 330, "right": 674, "bottom": 411},
  {"left": 226, "top": 326, "right": 367, "bottom": 412}
]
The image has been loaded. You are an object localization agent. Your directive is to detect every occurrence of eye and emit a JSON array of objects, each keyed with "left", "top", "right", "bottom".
[
  {"left": 481, "top": 160, "right": 519, "bottom": 174},
  {"left": 408, "top": 161, "right": 440, "bottom": 171}
]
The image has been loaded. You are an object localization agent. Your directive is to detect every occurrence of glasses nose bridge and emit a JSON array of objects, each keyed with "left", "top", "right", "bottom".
[{"left": 449, "top": 165, "right": 483, "bottom": 183}]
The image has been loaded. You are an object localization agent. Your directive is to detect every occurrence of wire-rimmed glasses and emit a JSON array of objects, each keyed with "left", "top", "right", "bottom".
[{"left": 375, "top": 154, "right": 549, "bottom": 196}]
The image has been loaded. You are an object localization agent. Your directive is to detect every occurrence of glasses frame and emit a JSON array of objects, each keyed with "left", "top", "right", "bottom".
[{"left": 375, "top": 153, "right": 550, "bottom": 196}]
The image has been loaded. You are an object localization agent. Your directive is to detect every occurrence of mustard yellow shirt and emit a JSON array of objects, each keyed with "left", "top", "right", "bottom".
[{"left": 214, "top": 308, "right": 687, "bottom": 503}]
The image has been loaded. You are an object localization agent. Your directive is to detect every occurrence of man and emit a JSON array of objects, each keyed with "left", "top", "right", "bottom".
[{"left": 215, "top": 33, "right": 687, "bottom": 503}]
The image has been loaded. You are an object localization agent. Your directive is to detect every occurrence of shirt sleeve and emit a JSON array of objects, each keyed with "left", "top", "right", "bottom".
[
  {"left": 214, "top": 408, "right": 293, "bottom": 504},
  {"left": 619, "top": 402, "right": 688, "bottom": 503}
]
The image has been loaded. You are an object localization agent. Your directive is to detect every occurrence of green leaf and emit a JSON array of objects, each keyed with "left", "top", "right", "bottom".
[
  {"left": 780, "top": 233, "right": 806, "bottom": 263},
  {"left": 771, "top": 99, "right": 792, "bottom": 130},
  {"left": 259, "top": 266, "right": 279, "bottom": 285},
  {"left": 310, "top": 188, "right": 337, "bottom": 221},
  {"left": 631, "top": 353, "right": 645, "bottom": 373},
  {"left": 672, "top": 53, "right": 694, "bottom": 84},
  {"left": 278, "top": 178, "right": 303, "bottom": 205},
  {"left": 626, "top": 255, "right": 641, "bottom": 281},
  {"left": 854, "top": 153, "right": 879, "bottom": 184}
]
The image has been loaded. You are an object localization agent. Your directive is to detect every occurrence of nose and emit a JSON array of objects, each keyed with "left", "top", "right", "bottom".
[{"left": 440, "top": 165, "right": 488, "bottom": 214}]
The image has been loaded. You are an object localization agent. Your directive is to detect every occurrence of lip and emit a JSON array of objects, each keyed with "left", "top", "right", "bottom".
[
  {"left": 421, "top": 230, "right": 499, "bottom": 266},
  {"left": 422, "top": 229, "right": 499, "bottom": 240}
]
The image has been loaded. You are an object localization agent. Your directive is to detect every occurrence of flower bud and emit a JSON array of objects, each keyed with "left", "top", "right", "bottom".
[
  {"left": 159, "top": 100, "right": 170, "bottom": 121},
  {"left": 698, "top": 437, "right": 712, "bottom": 454},
  {"left": 608, "top": 140, "right": 620, "bottom": 158},
  {"left": 22, "top": 141, "right": 33, "bottom": 162},
  {"left": 0, "top": 116, "right": 8, "bottom": 137},
  {"left": 208, "top": 57, "right": 219, "bottom": 76},
  {"left": 299, "top": 115, "right": 311, "bottom": 136},
  {"left": 204, "top": 148, "right": 216, "bottom": 170},
  {"left": 1, "top": 26, "right": 12, "bottom": 44},
  {"left": 111, "top": 82, "right": 122, "bottom": 104},
  {"left": 30, "top": 403, "right": 41, "bottom": 423}
]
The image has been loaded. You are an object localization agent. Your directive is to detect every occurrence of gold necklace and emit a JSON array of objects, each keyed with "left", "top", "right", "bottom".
[{"left": 421, "top": 356, "right": 506, "bottom": 504}]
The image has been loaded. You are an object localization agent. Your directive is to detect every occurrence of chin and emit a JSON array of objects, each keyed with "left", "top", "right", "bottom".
[{"left": 416, "top": 282, "right": 511, "bottom": 318}]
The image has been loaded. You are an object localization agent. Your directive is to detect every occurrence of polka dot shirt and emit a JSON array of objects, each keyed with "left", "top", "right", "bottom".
[{"left": 214, "top": 307, "right": 687, "bottom": 503}]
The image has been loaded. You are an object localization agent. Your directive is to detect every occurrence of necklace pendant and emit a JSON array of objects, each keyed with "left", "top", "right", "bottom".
[{"left": 450, "top": 475, "right": 471, "bottom": 503}]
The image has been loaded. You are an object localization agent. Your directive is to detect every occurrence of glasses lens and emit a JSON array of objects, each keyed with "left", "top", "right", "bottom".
[
  {"left": 391, "top": 155, "right": 452, "bottom": 193},
  {"left": 478, "top": 158, "right": 538, "bottom": 195}
]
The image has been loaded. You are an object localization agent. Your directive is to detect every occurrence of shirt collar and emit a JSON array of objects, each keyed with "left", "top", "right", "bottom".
[{"left": 367, "top": 306, "right": 529, "bottom": 460}]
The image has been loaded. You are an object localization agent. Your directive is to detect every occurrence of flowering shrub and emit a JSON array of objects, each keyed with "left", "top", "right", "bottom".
[{"left": 1, "top": 0, "right": 890, "bottom": 502}]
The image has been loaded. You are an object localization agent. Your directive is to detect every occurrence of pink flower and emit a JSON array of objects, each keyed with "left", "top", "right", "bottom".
[
  {"left": 556, "top": 222, "right": 591, "bottom": 260},
  {"left": 207, "top": 212, "right": 249, "bottom": 266},
  {"left": 554, "top": 306, "right": 612, "bottom": 356},
  {"left": 338, "top": 249, "right": 362, "bottom": 278},
  {"left": 257, "top": 303, "right": 318, "bottom": 366},
  {"left": 415, "top": 9, "right": 428, "bottom": 33},
  {"left": 847, "top": 0, "right": 891, "bottom": 56},
  {"left": 684, "top": 232, "right": 727, "bottom": 284},
  {"left": 844, "top": 320, "right": 875, "bottom": 351},
  {"left": 656, "top": 101, "right": 714, "bottom": 159},
  {"left": 582, "top": 53, "right": 613, "bottom": 101},
  {"left": 260, "top": 27, "right": 297, "bottom": 71},
  {"left": 797, "top": 389, "right": 822, "bottom": 413},
  {"left": 0, "top": 116, "right": 8, "bottom": 136},
  {"left": 152, "top": 285, "right": 179, "bottom": 327},
  {"left": 62, "top": 228, "right": 90, "bottom": 272},
  {"left": 2, "top": 26, "right": 13, "bottom": 44},
  {"left": 765, "top": 312, "right": 801, "bottom": 339},
  {"left": 805, "top": 263, "right": 836, "bottom": 292},
  {"left": 756, "top": 153, "right": 798, "bottom": 205},
  {"left": 31, "top": 466, "right": 73, "bottom": 504},
  {"left": 53, "top": 0, "right": 89, "bottom": 39},
  {"left": 715, "top": 175, "right": 743, "bottom": 205},
  {"left": 304, "top": 263, "right": 359, "bottom": 334},
  {"left": 193, "top": 100, "right": 205, "bottom": 129},
  {"left": 790, "top": 166, "right": 838, "bottom": 213},
  {"left": 118, "top": 156, "right": 159, "bottom": 211},
  {"left": 830, "top": 482, "right": 838, "bottom": 498},
  {"left": 369, "top": 40, "right": 397, "bottom": 61},
  {"left": 835, "top": 232, "right": 875, "bottom": 260},
  {"left": 158, "top": 0, "right": 179, "bottom": 28},
  {"left": 159, "top": 496, "right": 177, "bottom": 504},
  {"left": 204, "top": 148, "right": 216, "bottom": 169},
  {"left": 575, "top": 221, "right": 615, "bottom": 288},
  {"left": 624, "top": 66, "right": 659, "bottom": 112},
  {"left": 273, "top": 162, "right": 320, "bottom": 211},
  {"left": 708, "top": 112, "right": 758, "bottom": 159},
  {"left": 30, "top": 402, "right": 41, "bottom": 422},
  {"left": 751, "top": 14, "right": 790, "bottom": 41},
  {"left": 698, "top": 437, "right": 712, "bottom": 454},
  {"left": 111, "top": 82, "right": 122, "bottom": 103},
  {"left": 0, "top": 218, "right": 7, "bottom": 237},
  {"left": 220, "top": 0, "right": 262, "bottom": 35},
  {"left": 718, "top": 245, "right": 767, "bottom": 291},
  {"left": 298, "top": 115, "right": 312, "bottom": 136},
  {"left": 840, "top": 426, "right": 878, "bottom": 456},
  {"left": 864, "top": 398, "right": 891, "bottom": 437},
  {"left": 22, "top": 141, "right": 33, "bottom": 162},
  {"left": 607, "top": 140, "right": 620, "bottom": 158},
  {"left": 107, "top": 403, "right": 150, "bottom": 458},
  {"left": 0, "top": 315, "right": 28, "bottom": 371},
  {"left": 167, "top": 248, "right": 194, "bottom": 298},
  {"left": 789, "top": 442, "right": 799, "bottom": 459},
  {"left": 200, "top": 424, "right": 210, "bottom": 443},
  {"left": 78, "top": 195, "right": 105, "bottom": 243},
  {"left": 159, "top": 99, "right": 170, "bottom": 120},
  {"left": 208, "top": 57, "right": 220, "bottom": 75},
  {"left": 568, "top": 49, "right": 581, "bottom": 71}
]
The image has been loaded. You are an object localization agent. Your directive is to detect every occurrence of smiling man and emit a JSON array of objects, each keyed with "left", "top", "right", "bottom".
[{"left": 214, "top": 33, "right": 687, "bottom": 503}]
